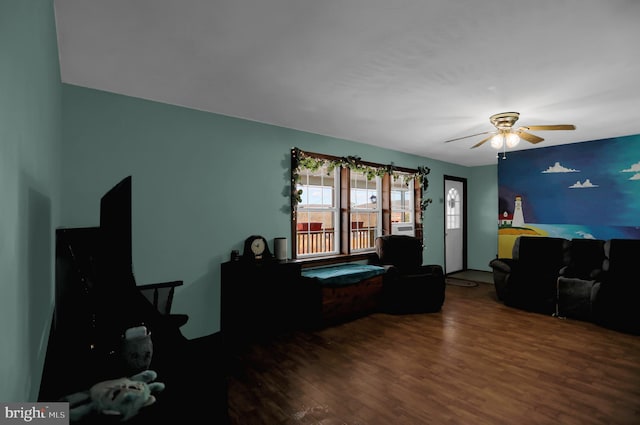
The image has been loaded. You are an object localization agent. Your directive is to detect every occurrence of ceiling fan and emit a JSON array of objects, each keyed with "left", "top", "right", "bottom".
[{"left": 444, "top": 112, "right": 576, "bottom": 149}]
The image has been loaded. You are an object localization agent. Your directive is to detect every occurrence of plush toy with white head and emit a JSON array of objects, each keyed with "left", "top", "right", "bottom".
[{"left": 65, "top": 370, "right": 165, "bottom": 422}]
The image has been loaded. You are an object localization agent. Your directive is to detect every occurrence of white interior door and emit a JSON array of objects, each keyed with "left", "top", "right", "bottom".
[{"left": 445, "top": 178, "right": 464, "bottom": 274}]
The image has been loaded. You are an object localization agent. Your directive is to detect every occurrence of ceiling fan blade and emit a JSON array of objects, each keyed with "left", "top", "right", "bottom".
[
  {"left": 518, "top": 131, "right": 544, "bottom": 144},
  {"left": 519, "top": 124, "right": 576, "bottom": 131},
  {"left": 444, "top": 131, "right": 493, "bottom": 143},
  {"left": 470, "top": 135, "right": 494, "bottom": 149}
]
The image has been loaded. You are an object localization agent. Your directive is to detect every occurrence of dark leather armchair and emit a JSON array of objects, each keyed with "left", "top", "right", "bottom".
[
  {"left": 555, "top": 238, "right": 606, "bottom": 320},
  {"left": 373, "top": 235, "right": 445, "bottom": 314},
  {"left": 592, "top": 238, "right": 640, "bottom": 335},
  {"left": 489, "top": 236, "right": 570, "bottom": 315}
]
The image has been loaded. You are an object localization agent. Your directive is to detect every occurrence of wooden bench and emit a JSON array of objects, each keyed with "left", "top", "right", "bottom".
[{"left": 301, "top": 263, "right": 386, "bottom": 326}]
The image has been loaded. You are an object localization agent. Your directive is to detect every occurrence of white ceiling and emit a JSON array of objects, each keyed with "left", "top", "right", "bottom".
[{"left": 53, "top": 0, "right": 640, "bottom": 166}]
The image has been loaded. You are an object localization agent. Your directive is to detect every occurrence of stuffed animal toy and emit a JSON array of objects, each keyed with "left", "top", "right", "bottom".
[
  {"left": 64, "top": 370, "right": 165, "bottom": 422},
  {"left": 120, "top": 326, "right": 153, "bottom": 374}
]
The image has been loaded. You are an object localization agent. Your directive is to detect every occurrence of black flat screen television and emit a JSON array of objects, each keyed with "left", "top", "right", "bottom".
[
  {"left": 99, "top": 175, "right": 134, "bottom": 287},
  {"left": 43, "top": 175, "right": 138, "bottom": 398}
]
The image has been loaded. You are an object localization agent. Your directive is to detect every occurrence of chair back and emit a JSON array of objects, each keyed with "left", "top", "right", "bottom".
[
  {"left": 594, "top": 238, "right": 640, "bottom": 334},
  {"left": 603, "top": 238, "right": 640, "bottom": 280},
  {"left": 139, "top": 281, "right": 182, "bottom": 315},
  {"left": 512, "top": 236, "right": 569, "bottom": 273},
  {"left": 375, "top": 235, "right": 423, "bottom": 271},
  {"left": 564, "top": 238, "right": 606, "bottom": 279}
]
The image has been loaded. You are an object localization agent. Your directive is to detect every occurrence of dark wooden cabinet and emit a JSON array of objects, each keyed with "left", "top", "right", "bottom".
[{"left": 221, "top": 260, "right": 312, "bottom": 346}]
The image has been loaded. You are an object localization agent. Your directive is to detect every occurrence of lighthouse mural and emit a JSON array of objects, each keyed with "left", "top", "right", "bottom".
[
  {"left": 497, "top": 195, "right": 526, "bottom": 229},
  {"left": 496, "top": 133, "right": 640, "bottom": 258},
  {"left": 512, "top": 195, "right": 525, "bottom": 227}
]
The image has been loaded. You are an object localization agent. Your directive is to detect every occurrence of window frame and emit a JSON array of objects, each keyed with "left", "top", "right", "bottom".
[
  {"left": 349, "top": 169, "right": 382, "bottom": 253},
  {"left": 291, "top": 149, "right": 424, "bottom": 266},
  {"left": 390, "top": 172, "right": 415, "bottom": 232},
  {"left": 294, "top": 162, "right": 340, "bottom": 258}
]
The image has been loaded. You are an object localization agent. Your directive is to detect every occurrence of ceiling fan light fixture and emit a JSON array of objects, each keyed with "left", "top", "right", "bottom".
[
  {"left": 506, "top": 132, "right": 520, "bottom": 148},
  {"left": 490, "top": 134, "right": 504, "bottom": 149},
  {"left": 490, "top": 131, "right": 520, "bottom": 149},
  {"left": 443, "top": 111, "right": 576, "bottom": 151}
]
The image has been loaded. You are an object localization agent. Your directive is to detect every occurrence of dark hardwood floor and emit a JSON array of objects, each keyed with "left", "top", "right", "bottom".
[{"left": 226, "top": 281, "right": 640, "bottom": 425}]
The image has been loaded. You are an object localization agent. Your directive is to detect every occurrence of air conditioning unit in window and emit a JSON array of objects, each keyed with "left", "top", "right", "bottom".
[{"left": 391, "top": 223, "right": 415, "bottom": 237}]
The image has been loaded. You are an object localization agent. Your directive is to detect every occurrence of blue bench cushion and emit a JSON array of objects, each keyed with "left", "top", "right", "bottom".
[{"left": 302, "top": 264, "right": 386, "bottom": 287}]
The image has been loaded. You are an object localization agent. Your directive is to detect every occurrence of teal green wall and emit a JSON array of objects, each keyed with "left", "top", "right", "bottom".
[
  {"left": 0, "top": 1, "right": 497, "bottom": 400},
  {"left": 0, "top": 0, "right": 62, "bottom": 402},
  {"left": 61, "top": 84, "right": 498, "bottom": 339},
  {"left": 468, "top": 165, "right": 499, "bottom": 269}
]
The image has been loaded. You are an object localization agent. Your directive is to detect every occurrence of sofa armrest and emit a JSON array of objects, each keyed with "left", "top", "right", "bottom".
[
  {"left": 489, "top": 258, "right": 515, "bottom": 274},
  {"left": 379, "top": 264, "right": 397, "bottom": 274},
  {"left": 558, "top": 265, "right": 603, "bottom": 281},
  {"left": 418, "top": 264, "right": 444, "bottom": 276},
  {"left": 589, "top": 268, "right": 603, "bottom": 280},
  {"left": 489, "top": 258, "right": 516, "bottom": 301}
]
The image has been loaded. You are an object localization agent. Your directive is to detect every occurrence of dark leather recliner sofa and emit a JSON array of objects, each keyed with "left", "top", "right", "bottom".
[
  {"left": 555, "top": 238, "right": 606, "bottom": 321},
  {"left": 591, "top": 238, "right": 640, "bottom": 335},
  {"left": 489, "top": 236, "right": 570, "bottom": 315},
  {"left": 490, "top": 235, "right": 640, "bottom": 335},
  {"left": 373, "top": 235, "right": 446, "bottom": 314}
]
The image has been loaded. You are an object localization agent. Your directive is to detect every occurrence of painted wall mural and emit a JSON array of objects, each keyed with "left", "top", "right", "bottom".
[{"left": 497, "top": 134, "right": 640, "bottom": 257}]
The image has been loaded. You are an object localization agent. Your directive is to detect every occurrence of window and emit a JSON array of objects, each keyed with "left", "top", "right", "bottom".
[
  {"left": 446, "top": 187, "right": 461, "bottom": 229},
  {"left": 350, "top": 170, "right": 380, "bottom": 251},
  {"left": 390, "top": 175, "right": 413, "bottom": 223},
  {"left": 291, "top": 148, "right": 428, "bottom": 262},
  {"left": 390, "top": 173, "right": 415, "bottom": 236},
  {"left": 295, "top": 162, "right": 339, "bottom": 257}
]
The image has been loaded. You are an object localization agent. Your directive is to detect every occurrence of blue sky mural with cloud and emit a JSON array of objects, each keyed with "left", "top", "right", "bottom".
[{"left": 497, "top": 134, "right": 640, "bottom": 240}]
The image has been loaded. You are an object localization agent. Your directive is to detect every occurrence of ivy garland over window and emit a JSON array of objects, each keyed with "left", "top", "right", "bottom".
[{"left": 291, "top": 147, "right": 433, "bottom": 218}]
